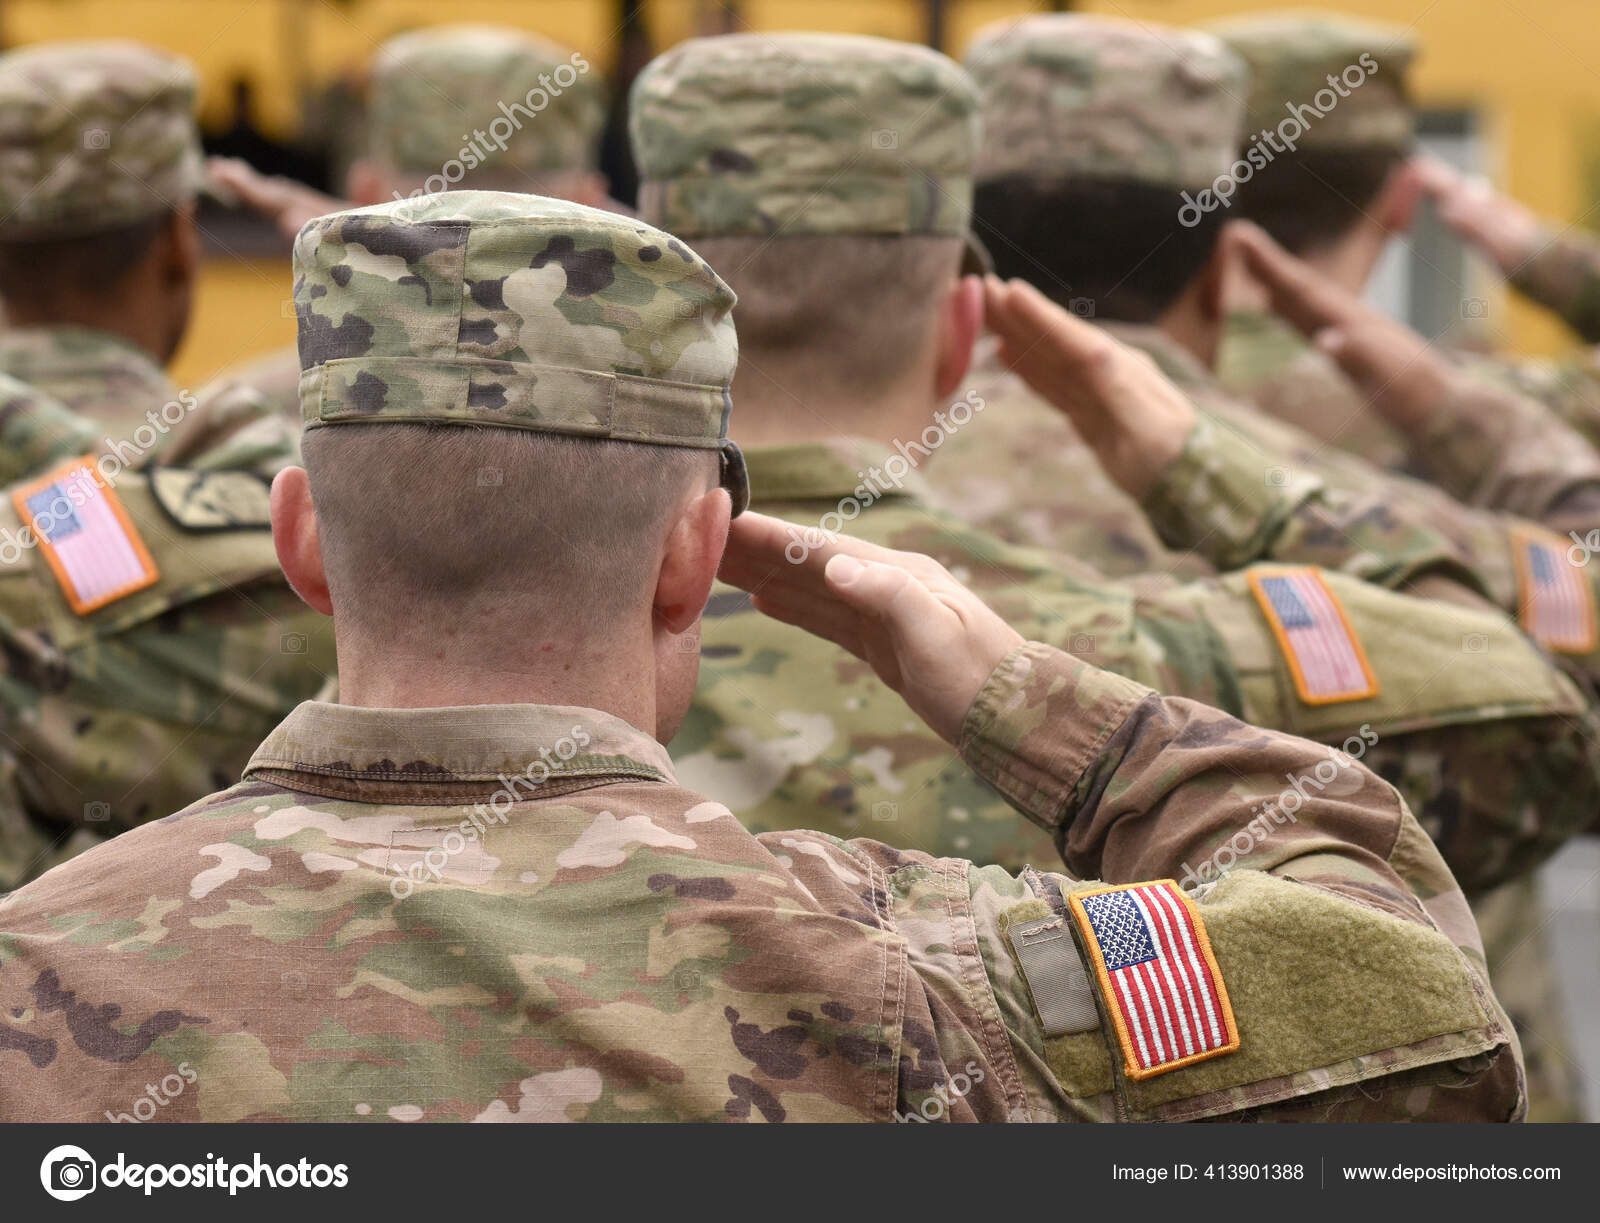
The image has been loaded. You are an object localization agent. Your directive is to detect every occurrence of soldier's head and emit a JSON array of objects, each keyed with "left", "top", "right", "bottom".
[
  {"left": 273, "top": 192, "right": 745, "bottom": 738},
  {"left": 630, "top": 33, "right": 985, "bottom": 429},
  {"left": 347, "top": 25, "right": 610, "bottom": 212},
  {"left": 968, "top": 14, "right": 1246, "bottom": 338},
  {"left": 1206, "top": 11, "right": 1420, "bottom": 274},
  {"left": 0, "top": 40, "right": 206, "bottom": 363}
]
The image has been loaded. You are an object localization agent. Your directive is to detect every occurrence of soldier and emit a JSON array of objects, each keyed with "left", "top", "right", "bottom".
[
  {"left": 632, "top": 31, "right": 1599, "bottom": 891},
  {"left": 947, "top": 13, "right": 1595, "bottom": 1119},
  {"left": 0, "top": 40, "right": 283, "bottom": 473},
  {"left": 1410, "top": 156, "right": 1600, "bottom": 450},
  {"left": 208, "top": 23, "right": 610, "bottom": 419},
  {"left": 0, "top": 192, "right": 1522, "bottom": 1122},
  {"left": 1210, "top": 9, "right": 1600, "bottom": 502}
]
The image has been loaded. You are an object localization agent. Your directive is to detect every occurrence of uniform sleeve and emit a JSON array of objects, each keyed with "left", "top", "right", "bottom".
[
  {"left": 1509, "top": 225, "right": 1600, "bottom": 344},
  {"left": 893, "top": 642, "right": 1521, "bottom": 1122},
  {"left": 1139, "top": 410, "right": 1490, "bottom": 593}
]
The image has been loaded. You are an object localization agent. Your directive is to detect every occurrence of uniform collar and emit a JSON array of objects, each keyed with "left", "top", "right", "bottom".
[
  {"left": 0, "top": 326, "right": 173, "bottom": 406},
  {"left": 742, "top": 437, "right": 933, "bottom": 505},
  {"left": 244, "top": 700, "right": 675, "bottom": 802}
]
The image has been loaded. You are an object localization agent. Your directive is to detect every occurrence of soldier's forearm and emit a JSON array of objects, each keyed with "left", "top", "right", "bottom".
[{"left": 1509, "top": 226, "right": 1600, "bottom": 344}]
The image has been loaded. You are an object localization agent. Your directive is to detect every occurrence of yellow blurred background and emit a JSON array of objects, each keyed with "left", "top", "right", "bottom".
[{"left": 3, "top": 0, "right": 1596, "bottom": 384}]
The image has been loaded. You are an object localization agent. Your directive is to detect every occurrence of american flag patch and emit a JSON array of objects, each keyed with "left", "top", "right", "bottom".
[
  {"left": 1068, "top": 881, "right": 1239, "bottom": 1081},
  {"left": 1248, "top": 568, "right": 1378, "bottom": 705},
  {"left": 12, "top": 457, "right": 159, "bottom": 615},
  {"left": 1513, "top": 528, "right": 1596, "bottom": 654}
]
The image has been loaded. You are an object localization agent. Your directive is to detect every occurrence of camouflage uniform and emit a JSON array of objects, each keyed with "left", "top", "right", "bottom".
[
  {"left": 960, "top": 11, "right": 1587, "bottom": 1120},
  {"left": 0, "top": 193, "right": 1522, "bottom": 1121},
  {"left": 212, "top": 24, "right": 610, "bottom": 422},
  {"left": 632, "top": 31, "right": 1599, "bottom": 898},
  {"left": 0, "top": 42, "right": 334, "bottom": 891},
  {"left": 0, "top": 41, "right": 292, "bottom": 478}
]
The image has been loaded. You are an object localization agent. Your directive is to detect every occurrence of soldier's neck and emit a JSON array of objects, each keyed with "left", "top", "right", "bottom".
[
  {"left": 1156, "top": 292, "right": 1223, "bottom": 371},
  {"left": 330, "top": 628, "right": 660, "bottom": 739},
  {"left": 727, "top": 363, "right": 943, "bottom": 450},
  {"left": 1293, "top": 228, "right": 1387, "bottom": 296}
]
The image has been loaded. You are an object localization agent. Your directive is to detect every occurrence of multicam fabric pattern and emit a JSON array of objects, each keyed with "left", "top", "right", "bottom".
[
  {"left": 0, "top": 372, "right": 99, "bottom": 487},
  {"left": 0, "top": 645, "right": 1520, "bottom": 1121},
  {"left": 0, "top": 40, "right": 204, "bottom": 236},
  {"left": 0, "top": 325, "right": 304, "bottom": 482},
  {"left": 1509, "top": 225, "right": 1600, "bottom": 345},
  {"left": 630, "top": 32, "right": 978, "bottom": 239},
  {"left": 1203, "top": 11, "right": 1417, "bottom": 151},
  {"left": 369, "top": 25, "right": 604, "bottom": 178},
  {"left": 966, "top": 14, "right": 1247, "bottom": 189},
  {"left": 294, "top": 193, "right": 739, "bottom": 456},
  {"left": 688, "top": 437, "right": 1597, "bottom": 897}
]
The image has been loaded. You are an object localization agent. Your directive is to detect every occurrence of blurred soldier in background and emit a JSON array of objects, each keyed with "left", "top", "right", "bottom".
[
  {"left": 0, "top": 40, "right": 335, "bottom": 892},
  {"left": 209, "top": 24, "right": 610, "bottom": 418},
  {"left": 632, "top": 32, "right": 1598, "bottom": 904},
  {"left": 942, "top": 12, "right": 1591, "bottom": 1119},
  {"left": 0, "top": 192, "right": 1525, "bottom": 1122}
]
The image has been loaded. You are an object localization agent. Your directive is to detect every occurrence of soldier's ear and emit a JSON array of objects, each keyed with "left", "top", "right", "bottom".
[
  {"left": 653, "top": 484, "right": 731, "bottom": 636},
  {"left": 935, "top": 274, "right": 984, "bottom": 399},
  {"left": 164, "top": 205, "right": 202, "bottom": 292},
  {"left": 270, "top": 466, "right": 334, "bottom": 616},
  {"left": 1375, "top": 159, "right": 1425, "bottom": 235}
]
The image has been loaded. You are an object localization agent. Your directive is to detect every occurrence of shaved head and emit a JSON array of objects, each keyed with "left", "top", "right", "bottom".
[{"left": 302, "top": 423, "right": 718, "bottom": 640}]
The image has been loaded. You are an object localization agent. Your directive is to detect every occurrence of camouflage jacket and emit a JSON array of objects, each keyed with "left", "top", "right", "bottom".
[
  {"left": 0, "top": 373, "right": 99, "bottom": 487},
  {"left": 0, "top": 326, "right": 301, "bottom": 481},
  {"left": 687, "top": 440, "right": 1596, "bottom": 894},
  {"left": 0, "top": 645, "right": 1521, "bottom": 1121},
  {"left": 0, "top": 462, "right": 336, "bottom": 891}
]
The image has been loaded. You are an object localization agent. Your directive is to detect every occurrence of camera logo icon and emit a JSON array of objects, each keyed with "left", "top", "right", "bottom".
[
  {"left": 869, "top": 129, "right": 898, "bottom": 150},
  {"left": 1070, "top": 633, "right": 1097, "bottom": 655},
  {"left": 476, "top": 466, "right": 503, "bottom": 487},
  {"left": 41, "top": 1144, "right": 96, "bottom": 1201},
  {"left": 1461, "top": 632, "right": 1488, "bottom": 653},
  {"left": 1068, "top": 297, "right": 1096, "bottom": 318},
  {"left": 281, "top": 632, "right": 307, "bottom": 654},
  {"left": 82, "top": 128, "right": 109, "bottom": 150},
  {"left": 83, "top": 801, "right": 111, "bottom": 823},
  {"left": 871, "top": 801, "right": 898, "bottom": 822},
  {"left": 1265, "top": 465, "right": 1291, "bottom": 487},
  {"left": 1461, "top": 298, "right": 1488, "bottom": 319}
]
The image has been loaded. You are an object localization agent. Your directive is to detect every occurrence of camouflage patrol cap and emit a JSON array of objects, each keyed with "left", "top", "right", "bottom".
[
  {"left": 0, "top": 40, "right": 205, "bottom": 237},
  {"left": 630, "top": 32, "right": 980, "bottom": 244},
  {"left": 1204, "top": 10, "right": 1418, "bottom": 151},
  {"left": 293, "top": 191, "right": 747, "bottom": 512},
  {"left": 966, "top": 15, "right": 1248, "bottom": 191},
  {"left": 370, "top": 25, "right": 604, "bottom": 180}
]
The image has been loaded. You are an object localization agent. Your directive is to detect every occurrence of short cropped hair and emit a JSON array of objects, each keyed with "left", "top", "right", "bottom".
[
  {"left": 303, "top": 423, "right": 716, "bottom": 635},
  {"left": 690, "top": 235, "right": 963, "bottom": 396},
  {"left": 973, "top": 176, "right": 1226, "bottom": 322},
  {"left": 0, "top": 209, "right": 172, "bottom": 304},
  {"left": 1231, "top": 145, "right": 1406, "bottom": 255}
]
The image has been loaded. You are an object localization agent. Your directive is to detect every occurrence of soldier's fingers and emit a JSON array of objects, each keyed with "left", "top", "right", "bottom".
[
  {"left": 1227, "top": 220, "right": 1358, "bottom": 336},
  {"left": 746, "top": 589, "right": 868, "bottom": 661}
]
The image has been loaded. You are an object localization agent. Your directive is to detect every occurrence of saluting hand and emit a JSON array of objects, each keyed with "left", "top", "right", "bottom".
[
  {"left": 981, "top": 275, "right": 1197, "bottom": 498},
  {"left": 716, "top": 512, "right": 1023, "bottom": 744},
  {"left": 207, "top": 157, "right": 350, "bottom": 244},
  {"left": 1412, "top": 155, "right": 1543, "bottom": 275},
  {"left": 1224, "top": 219, "right": 1455, "bottom": 434}
]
